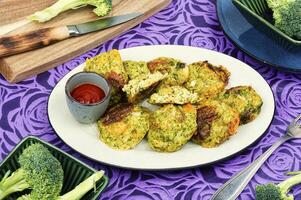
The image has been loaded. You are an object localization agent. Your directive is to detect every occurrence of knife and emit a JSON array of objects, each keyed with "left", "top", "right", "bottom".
[{"left": 0, "top": 13, "right": 142, "bottom": 57}]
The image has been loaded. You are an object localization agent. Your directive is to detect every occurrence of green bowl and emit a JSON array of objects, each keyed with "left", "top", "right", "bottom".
[
  {"left": 0, "top": 136, "right": 109, "bottom": 200},
  {"left": 233, "top": 0, "right": 301, "bottom": 50}
]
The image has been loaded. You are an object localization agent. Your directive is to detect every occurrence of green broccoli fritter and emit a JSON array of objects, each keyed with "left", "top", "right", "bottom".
[
  {"left": 147, "top": 57, "right": 189, "bottom": 87},
  {"left": 191, "top": 100, "right": 240, "bottom": 148},
  {"left": 185, "top": 61, "right": 230, "bottom": 102},
  {"left": 98, "top": 104, "right": 150, "bottom": 150},
  {"left": 148, "top": 104, "right": 197, "bottom": 152},
  {"left": 219, "top": 86, "right": 263, "bottom": 124}
]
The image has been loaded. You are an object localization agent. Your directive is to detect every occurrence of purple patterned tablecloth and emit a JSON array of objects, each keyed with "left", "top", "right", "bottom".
[{"left": 1, "top": 0, "right": 301, "bottom": 199}]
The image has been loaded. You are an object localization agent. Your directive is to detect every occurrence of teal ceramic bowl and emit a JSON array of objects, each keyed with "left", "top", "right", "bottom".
[
  {"left": 65, "top": 72, "right": 111, "bottom": 124},
  {"left": 0, "top": 136, "right": 109, "bottom": 200},
  {"left": 233, "top": 0, "right": 301, "bottom": 50}
]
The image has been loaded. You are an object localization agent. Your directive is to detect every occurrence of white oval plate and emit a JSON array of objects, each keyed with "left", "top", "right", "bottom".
[{"left": 48, "top": 45, "right": 275, "bottom": 170}]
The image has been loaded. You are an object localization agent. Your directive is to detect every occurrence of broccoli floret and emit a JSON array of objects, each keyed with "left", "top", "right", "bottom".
[
  {"left": 266, "top": 0, "right": 295, "bottom": 9},
  {"left": 266, "top": 0, "right": 301, "bottom": 40},
  {"left": 0, "top": 143, "right": 105, "bottom": 200},
  {"left": 28, "top": 0, "right": 112, "bottom": 22},
  {"left": 255, "top": 171, "right": 301, "bottom": 200},
  {"left": 16, "top": 171, "right": 104, "bottom": 200},
  {"left": 0, "top": 144, "right": 64, "bottom": 200}
]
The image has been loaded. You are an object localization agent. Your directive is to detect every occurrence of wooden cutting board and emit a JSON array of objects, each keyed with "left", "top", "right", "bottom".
[{"left": 0, "top": 0, "right": 171, "bottom": 83}]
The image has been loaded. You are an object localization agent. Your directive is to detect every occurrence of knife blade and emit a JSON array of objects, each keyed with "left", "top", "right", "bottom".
[
  {"left": 67, "top": 13, "right": 141, "bottom": 36},
  {"left": 0, "top": 13, "right": 142, "bottom": 57}
]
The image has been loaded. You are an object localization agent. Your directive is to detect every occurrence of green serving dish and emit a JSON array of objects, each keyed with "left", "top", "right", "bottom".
[
  {"left": 0, "top": 136, "right": 109, "bottom": 200},
  {"left": 233, "top": 0, "right": 301, "bottom": 50}
]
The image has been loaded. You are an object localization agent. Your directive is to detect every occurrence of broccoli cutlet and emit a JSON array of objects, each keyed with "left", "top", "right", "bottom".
[
  {"left": 122, "top": 72, "right": 167, "bottom": 103},
  {"left": 147, "top": 57, "right": 189, "bottom": 87},
  {"left": 219, "top": 86, "right": 263, "bottom": 124},
  {"left": 98, "top": 103, "right": 150, "bottom": 150},
  {"left": 192, "top": 100, "right": 240, "bottom": 148},
  {"left": 148, "top": 104, "right": 197, "bottom": 152},
  {"left": 185, "top": 61, "right": 230, "bottom": 102}
]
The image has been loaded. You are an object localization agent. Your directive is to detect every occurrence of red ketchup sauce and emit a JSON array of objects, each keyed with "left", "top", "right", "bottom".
[{"left": 71, "top": 83, "right": 105, "bottom": 104}]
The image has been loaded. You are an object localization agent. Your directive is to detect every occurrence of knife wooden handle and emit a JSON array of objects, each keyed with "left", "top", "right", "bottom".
[{"left": 0, "top": 26, "right": 70, "bottom": 57}]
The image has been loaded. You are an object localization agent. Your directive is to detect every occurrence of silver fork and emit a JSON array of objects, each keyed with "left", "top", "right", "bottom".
[{"left": 211, "top": 113, "right": 301, "bottom": 200}]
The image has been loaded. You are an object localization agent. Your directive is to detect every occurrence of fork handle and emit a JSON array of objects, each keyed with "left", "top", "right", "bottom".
[{"left": 211, "top": 134, "right": 291, "bottom": 200}]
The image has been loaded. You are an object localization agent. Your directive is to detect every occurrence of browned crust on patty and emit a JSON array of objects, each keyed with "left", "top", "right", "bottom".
[
  {"left": 193, "top": 106, "right": 218, "bottom": 141},
  {"left": 203, "top": 61, "right": 230, "bottom": 85},
  {"left": 147, "top": 59, "right": 170, "bottom": 73},
  {"left": 106, "top": 71, "right": 127, "bottom": 88},
  {"left": 224, "top": 85, "right": 249, "bottom": 94},
  {"left": 102, "top": 103, "right": 134, "bottom": 125},
  {"left": 128, "top": 82, "right": 160, "bottom": 103}
]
